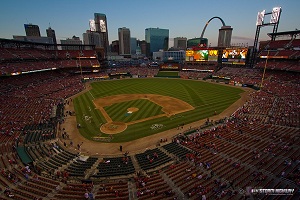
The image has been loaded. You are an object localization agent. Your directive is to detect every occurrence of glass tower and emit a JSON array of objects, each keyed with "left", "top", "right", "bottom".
[
  {"left": 145, "top": 28, "right": 169, "bottom": 55},
  {"left": 94, "top": 13, "right": 109, "bottom": 55}
]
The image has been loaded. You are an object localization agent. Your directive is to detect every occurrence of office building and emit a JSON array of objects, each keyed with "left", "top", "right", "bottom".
[
  {"left": 118, "top": 27, "right": 131, "bottom": 55},
  {"left": 187, "top": 38, "right": 208, "bottom": 48},
  {"left": 137, "top": 40, "right": 150, "bottom": 57},
  {"left": 13, "top": 35, "right": 53, "bottom": 44},
  {"left": 24, "top": 24, "right": 41, "bottom": 37},
  {"left": 130, "top": 37, "right": 137, "bottom": 55},
  {"left": 153, "top": 50, "right": 185, "bottom": 61},
  {"left": 174, "top": 37, "right": 187, "bottom": 50},
  {"left": 218, "top": 26, "right": 233, "bottom": 47},
  {"left": 94, "top": 13, "right": 109, "bottom": 54},
  {"left": 145, "top": 28, "right": 169, "bottom": 55},
  {"left": 46, "top": 27, "right": 57, "bottom": 45},
  {"left": 60, "top": 36, "right": 82, "bottom": 50},
  {"left": 110, "top": 40, "right": 119, "bottom": 54},
  {"left": 83, "top": 30, "right": 102, "bottom": 50}
]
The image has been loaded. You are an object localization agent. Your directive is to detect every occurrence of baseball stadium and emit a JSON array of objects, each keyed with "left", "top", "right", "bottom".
[{"left": 0, "top": 7, "right": 300, "bottom": 200}]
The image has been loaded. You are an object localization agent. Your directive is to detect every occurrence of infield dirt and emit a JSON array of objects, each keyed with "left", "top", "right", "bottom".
[
  {"left": 94, "top": 94, "right": 194, "bottom": 134},
  {"left": 60, "top": 82, "right": 253, "bottom": 156}
]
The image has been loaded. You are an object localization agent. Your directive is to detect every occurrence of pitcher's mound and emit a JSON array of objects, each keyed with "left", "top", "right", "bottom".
[
  {"left": 127, "top": 107, "right": 139, "bottom": 112},
  {"left": 100, "top": 122, "right": 127, "bottom": 134}
]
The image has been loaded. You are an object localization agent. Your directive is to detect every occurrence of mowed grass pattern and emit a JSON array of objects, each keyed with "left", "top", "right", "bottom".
[
  {"left": 74, "top": 78, "right": 244, "bottom": 142},
  {"left": 104, "top": 99, "right": 164, "bottom": 123}
]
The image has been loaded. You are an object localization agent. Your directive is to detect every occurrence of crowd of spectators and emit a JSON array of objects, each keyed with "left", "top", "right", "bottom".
[
  {"left": 106, "top": 65, "right": 159, "bottom": 77},
  {"left": 179, "top": 70, "right": 211, "bottom": 79},
  {"left": 0, "top": 48, "right": 100, "bottom": 75},
  {"left": 213, "top": 67, "right": 262, "bottom": 85},
  {"left": 255, "top": 59, "right": 300, "bottom": 72},
  {"left": 0, "top": 44, "right": 299, "bottom": 199},
  {"left": 0, "top": 70, "right": 84, "bottom": 135}
]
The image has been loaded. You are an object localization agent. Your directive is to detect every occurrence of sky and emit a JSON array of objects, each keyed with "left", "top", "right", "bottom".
[{"left": 0, "top": 0, "right": 299, "bottom": 47}]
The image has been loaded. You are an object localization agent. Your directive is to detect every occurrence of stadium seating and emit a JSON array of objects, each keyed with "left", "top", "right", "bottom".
[
  {"left": 0, "top": 48, "right": 100, "bottom": 75},
  {"left": 95, "top": 181, "right": 129, "bottom": 199},
  {"left": 135, "top": 148, "right": 172, "bottom": 171},
  {"left": 65, "top": 157, "right": 98, "bottom": 177},
  {"left": 214, "top": 66, "right": 262, "bottom": 85},
  {"left": 162, "top": 142, "right": 194, "bottom": 160},
  {"left": 92, "top": 156, "right": 135, "bottom": 178},
  {"left": 135, "top": 173, "right": 175, "bottom": 199},
  {"left": 256, "top": 39, "right": 300, "bottom": 72},
  {"left": 0, "top": 44, "right": 299, "bottom": 199}
]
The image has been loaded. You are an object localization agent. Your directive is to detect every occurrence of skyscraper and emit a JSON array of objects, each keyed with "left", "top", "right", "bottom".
[
  {"left": 137, "top": 40, "right": 150, "bottom": 57},
  {"left": 130, "top": 37, "right": 137, "bottom": 55},
  {"left": 83, "top": 30, "right": 102, "bottom": 50},
  {"left": 94, "top": 13, "right": 109, "bottom": 55},
  {"left": 174, "top": 37, "right": 187, "bottom": 50},
  {"left": 145, "top": 28, "right": 169, "bottom": 55},
  {"left": 24, "top": 24, "right": 41, "bottom": 37},
  {"left": 46, "top": 26, "right": 57, "bottom": 45},
  {"left": 218, "top": 26, "right": 233, "bottom": 47},
  {"left": 110, "top": 40, "right": 119, "bottom": 54},
  {"left": 118, "top": 27, "right": 131, "bottom": 55}
]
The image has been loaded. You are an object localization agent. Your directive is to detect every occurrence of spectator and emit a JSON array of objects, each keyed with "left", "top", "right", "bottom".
[
  {"left": 88, "top": 192, "right": 94, "bottom": 200},
  {"left": 84, "top": 190, "right": 89, "bottom": 199}
]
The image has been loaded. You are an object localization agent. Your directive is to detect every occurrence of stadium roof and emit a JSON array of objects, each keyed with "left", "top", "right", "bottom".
[{"left": 267, "top": 30, "right": 300, "bottom": 38}]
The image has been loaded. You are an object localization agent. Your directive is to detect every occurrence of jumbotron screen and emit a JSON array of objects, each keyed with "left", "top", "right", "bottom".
[
  {"left": 222, "top": 48, "right": 248, "bottom": 64},
  {"left": 186, "top": 49, "right": 218, "bottom": 62}
]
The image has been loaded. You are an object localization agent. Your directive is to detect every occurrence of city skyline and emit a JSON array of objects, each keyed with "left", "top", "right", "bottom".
[{"left": 0, "top": 0, "right": 299, "bottom": 47}]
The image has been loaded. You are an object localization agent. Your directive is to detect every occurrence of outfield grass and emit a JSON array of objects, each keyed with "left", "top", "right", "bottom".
[{"left": 74, "top": 78, "right": 243, "bottom": 142}]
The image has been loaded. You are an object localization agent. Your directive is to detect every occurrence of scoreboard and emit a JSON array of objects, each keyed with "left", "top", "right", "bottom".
[
  {"left": 185, "top": 48, "right": 218, "bottom": 62},
  {"left": 222, "top": 48, "right": 248, "bottom": 65},
  {"left": 185, "top": 47, "right": 249, "bottom": 65}
]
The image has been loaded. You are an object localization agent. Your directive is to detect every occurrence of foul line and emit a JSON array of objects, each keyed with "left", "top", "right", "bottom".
[{"left": 89, "top": 90, "right": 95, "bottom": 100}]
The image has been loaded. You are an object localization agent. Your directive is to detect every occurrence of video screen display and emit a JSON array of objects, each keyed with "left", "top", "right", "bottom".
[
  {"left": 186, "top": 49, "right": 218, "bottom": 62},
  {"left": 222, "top": 48, "right": 248, "bottom": 64},
  {"left": 208, "top": 50, "right": 218, "bottom": 61}
]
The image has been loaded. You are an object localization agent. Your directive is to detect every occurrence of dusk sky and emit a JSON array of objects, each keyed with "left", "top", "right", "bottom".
[{"left": 0, "top": 0, "right": 299, "bottom": 47}]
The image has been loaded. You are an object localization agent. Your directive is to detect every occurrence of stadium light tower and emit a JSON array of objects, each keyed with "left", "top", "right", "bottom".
[{"left": 250, "top": 7, "right": 282, "bottom": 68}]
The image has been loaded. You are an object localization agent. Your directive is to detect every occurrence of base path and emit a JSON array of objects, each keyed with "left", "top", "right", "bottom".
[
  {"left": 95, "top": 94, "right": 194, "bottom": 133},
  {"left": 93, "top": 93, "right": 194, "bottom": 116},
  {"left": 60, "top": 82, "right": 254, "bottom": 156}
]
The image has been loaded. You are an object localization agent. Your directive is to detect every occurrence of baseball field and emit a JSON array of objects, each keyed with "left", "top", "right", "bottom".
[{"left": 73, "top": 78, "right": 243, "bottom": 143}]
